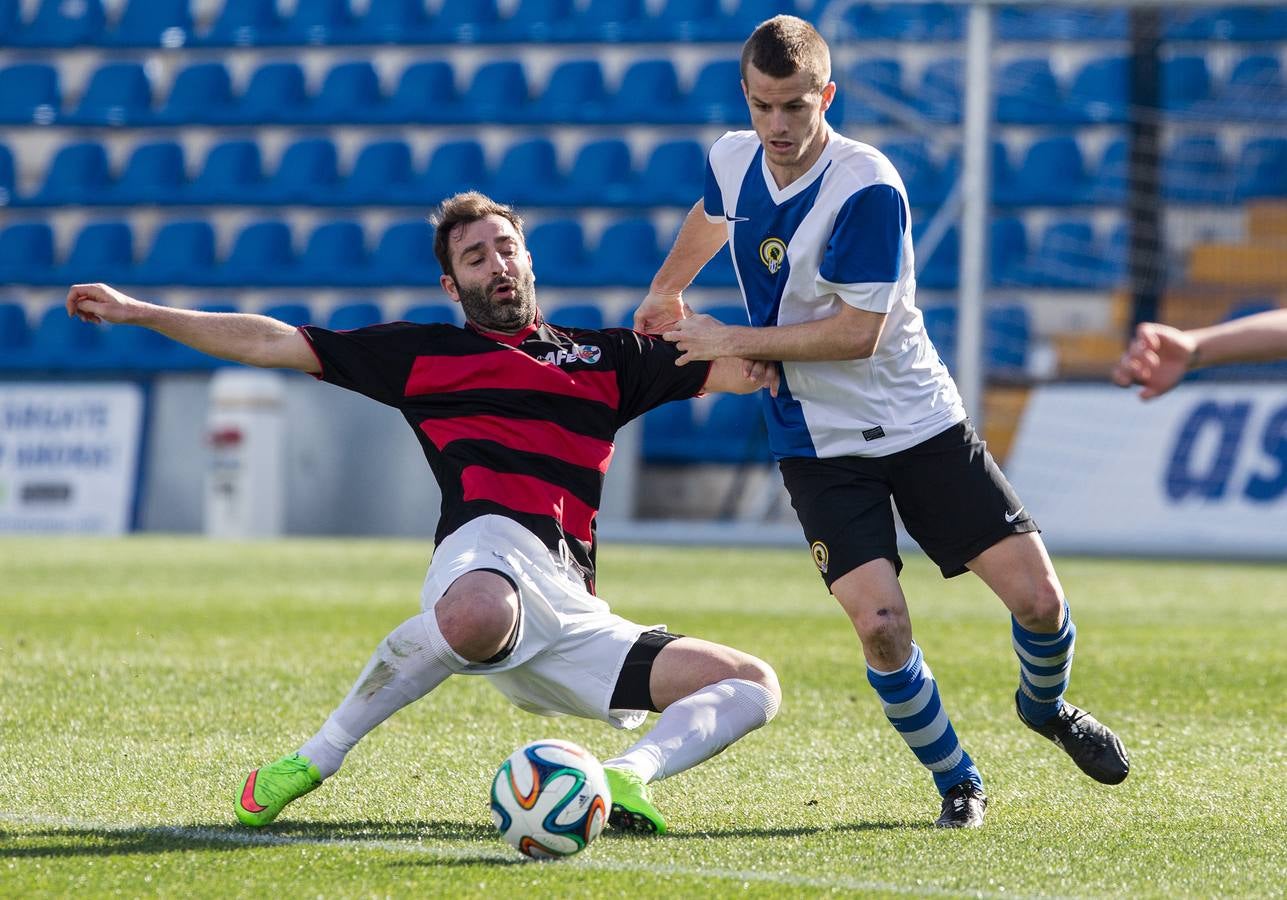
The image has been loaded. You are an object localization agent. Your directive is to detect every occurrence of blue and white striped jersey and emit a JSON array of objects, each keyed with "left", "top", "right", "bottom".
[{"left": 704, "top": 128, "right": 965, "bottom": 459}]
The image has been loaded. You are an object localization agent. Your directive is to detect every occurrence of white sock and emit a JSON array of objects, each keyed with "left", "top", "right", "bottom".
[
  {"left": 602, "top": 678, "right": 779, "bottom": 783},
  {"left": 298, "top": 612, "right": 454, "bottom": 779}
]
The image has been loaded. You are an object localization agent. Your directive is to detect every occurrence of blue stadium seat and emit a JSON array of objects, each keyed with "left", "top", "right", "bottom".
[
  {"left": 643, "top": 400, "right": 698, "bottom": 463},
  {"left": 1163, "top": 134, "right": 1233, "bottom": 203},
  {"left": 31, "top": 142, "right": 112, "bottom": 206},
  {"left": 419, "top": 140, "right": 489, "bottom": 203},
  {"left": 525, "top": 220, "right": 591, "bottom": 286},
  {"left": 0, "top": 144, "right": 12, "bottom": 206},
  {"left": 265, "top": 138, "right": 340, "bottom": 204},
  {"left": 340, "top": 140, "right": 416, "bottom": 205},
  {"left": 1165, "top": 6, "right": 1287, "bottom": 41},
  {"left": 0, "top": 0, "right": 17, "bottom": 37},
  {"left": 309, "top": 61, "right": 386, "bottom": 123},
  {"left": 1089, "top": 139, "right": 1129, "bottom": 204},
  {"left": 693, "top": 247, "right": 738, "bottom": 288},
  {"left": 219, "top": 220, "right": 296, "bottom": 286},
  {"left": 592, "top": 217, "right": 663, "bottom": 287},
  {"left": 327, "top": 301, "right": 384, "bottom": 331},
  {"left": 0, "top": 224, "right": 56, "bottom": 284},
  {"left": 1224, "top": 55, "right": 1286, "bottom": 121},
  {"left": 701, "top": 393, "right": 770, "bottom": 463},
  {"left": 0, "top": 64, "right": 61, "bottom": 125},
  {"left": 840, "top": 58, "right": 904, "bottom": 125},
  {"left": 135, "top": 221, "right": 217, "bottom": 286},
  {"left": 995, "top": 59, "right": 1067, "bottom": 124},
  {"left": 976, "top": 140, "right": 1022, "bottom": 206},
  {"left": 238, "top": 63, "right": 308, "bottom": 124},
  {"left": 547, "top": 304, "right": 605, "bottom": 330},
  {"left": 1235, "top": 137, "right": 1287, "bottom": 199},
  {"left": 502, "top": 0, "right": 576, "bottom": 42},
  {"left": 565, "top": 139, "right": 635, "bottom": 206},
  {"left": 1017, "top": 220, "right": 1112, "bottom": 288},
  {"left": 27, "top": 305, "right": 110, "bottom": 370},
  {"left": 67, "top": 63, "right": 153, "bottom": 127},
  {"left": 684, "top": 60, "right": 747, "bottom": 124},
  {"left": 110, "top": 141, "right": 186, "bottom": 205},
  {"left": 921, "top": 306, "right": 956, "bottom": 370},
  {"left": 639, "top": 139, "right": 704, "bottom": 206},
  {"left": 882, "top": 140, "right": 944, "bottom": 206},
  {"left": 373, "top": 221, "right": 440, "bottom": 285},
  {"left": 297, "top": 220, "right": 369, "bottom": 287},
  {"left": 60, "top": 221, "right": 134, "bottom": 284},
  {"left": 387, "top": 60, "right": 462, "bottom": 123},
  {"left": 188, "top": 140, "right": 266, "bottom": 205},
  {"left": 202, "top": 0, "right": 285, "bottom": 45},
  {"left": 913, "top": 223, "right": 959, "bottom": 289},
  {"left": 428, "top": 0, "right": 501, "bottom": 42},
  {"left": 915, "top": 58, "right": 963, "bottom": 123},
  {"left": 1162, "top": 55, "right": 1214, "bottom": 113},
  {"left": 0, "top": 302, "right": 33, "bottom": 368},
  {"left": 990, "top": 216, "right": 1028, "bottom": 285},
  {"left": 614, "top": 59, "right": 683, "bottom": 124},
  {"left": 578, "top": 0, "right": 647, "bottom": 43},
  {"left": 1014, "top": 136, "right": 1093, "bottom": 205},
  {"left": 986, "top": 304, "right": 1030, "bottom": 374},
  {"left": 491, "top": 138, "right": 563, "bottom": 206},
  {"left": 282, "top": 0, "right": 357, "bottom": 44},
  {"left": 350, "top": 0, "right": 433, "bottom": 43},
  {"left": 1067, "top": 56, "right": 1128, "bottom": 123},
  {"left": 704, "top": 304, "right": 750, "bottom": 326},
  {"left": 402, "top": 303, "right": 461, "bottom": 326},
  {"left": 11, "top": 0, "right": 103, "bottom": 46},
  {"left": 648, "top": 0, "right": 723, "bottom": 42},
  {"left": 262, "top": 302, "right": 314, "bottom": 327},
  {"left": 105, "top": 0, "right": 193, "bottom": 47},
  {"left": 534, "top": 60, "right": 609, "bottom": 124},
  {"left": 461, "top": 60, "right": 532, "bottom": 124},
  {"left": 996, "top": 5, "right": 1125, "bottom": 40},
  {"left": 842, "top": 3, "right": 963, "bottom": 41},
  {"left": 157, "top": 62, "right": 238, "bottom": 125}
]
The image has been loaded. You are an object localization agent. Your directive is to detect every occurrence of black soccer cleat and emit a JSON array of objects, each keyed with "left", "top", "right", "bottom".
[
  {"left": 935, "top": 781, "right": 988, "bottom": 829},
  {"left": 1016, "top": 692, "right": 1130, "bottom": 785}
]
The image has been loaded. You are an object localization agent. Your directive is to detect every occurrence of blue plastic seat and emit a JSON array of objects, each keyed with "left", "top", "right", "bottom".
[
  {"left": 60, "top": 221, "right": 135, "bottom": 284},
  {"left": 462, "top": 60, "right": 532, "bottom": 124},
  {"left": 0, "top": 64, "right": 61, "bottom": 125},
  {"left": 0, "top": 224, "right": 56, "bottom": 284},
  {"left": 990, "top": 216, "right": 1028, "bottom": 285},
  {"left": 428, "top": 0, "right": 502, "bottom": 43},
  {"left": 0, "top": 302, "right": 33, "bottom": 367},
  {"left": 614, "top": 59, "right": 683, "bottom": 124},
  {"left": 592, "top": 217, "right": 663, "bottom": 287},
  {"left": 157, "top": 62, "right": 237, "bottom": 125},
  {"left": 525, "top": 220, "right": 590, "bottom": 286},
  {"left": 639, "top": 140, "right": 704, "bottom": 206},
  {"left": 922, "top": 305, "right": 957, "bottom": 370},
  {"left": 11, "top": 0, "right": 103, "bottom": 46},
  {"left": 266, "top": 139, "right": 340, "bottom": 204},
  {"left": 1067, "top": 56, "right": 1128, "bottom": 123},
  {"left": 649, "top": 0, "right": 723, "bottom": 42},
  {"left": 219, "top": 221, "right": 295, "bottom": 287},
  {"left": 985, "top": 304, "right": 1030, "bottom": 374},
  {"left": 68, "top": 63, "right": 153, "bottom": 127},
  {"left": 353, "top": 0, "right": 435, "bottom": 43},
  {"left": 1089, "top": 139, "right": 1129, "bottom": 204},
  {"left": 841, "top": 58, "right": 904, "bottom": 125},
  {"left": 262, "top": 302, "right": 314, "bottom": 327},
  {"left": 373, "top": 221, "right": 440, "bottom": 285},
  {"left": 202, "top": 0, "right": 285, "bottom": 46},
  {"left": 535, "top": 60, "right": 609, "bottom": 124},
  {"left": 340, "top": 140, "right": 416, "bottom": 204},
  {"left": 995, "top": 59, "right": 1067, "bottom": 124},
  {"left": 693, "top": 247, "right": 738, "bottom": 288},
  {"left": 327, "top": 301, "right": 384, "bottom": 331},
  {"left": 1165, "top": 7, "right": 1287, "bottom": 41},
  {"left": 282, "top": 0, "right": 357, "bottom": 44},
  {"left": 996, "top": 5, "right": 1125, "bottom": 40},
  {"left": 502, "top": 0, "right": 576, "bottom": 42},
  {"left": 297, "top": 220, "right": 369, "bottom": 287},
  {"left": 419, "top": 140, "right": 489, "bottom": 203},
  {"left": 28, "top": 305, "right": 109, "bottom": 370},
  {"left": 1014, "top": 136, "right": 1092, "bottom": 205},
  {"left": 914, "top": 223, "right": 959, "bottom": 289},
  {"left": 1235, "top": 137, "right": 1287, "bottom": 200},
  {"left": 188, "top": 140, "right": 266, "bottom": 205},
  {"left": 111, "top": 141, "right": 186, "bottom": 205},
  {"left": 402, "top": 303, "right": 460, "bottom": 326},
  {"left": 916, "top": 58, "right": 963, "bottom": 123},
  {"left": 578, "top": 0, "right": 647, "bottom": 42},
  {"left": 309, "top": 61, "right": 385, "bottom": 123},
  {"left": 1163, "top": 134, "right": 1233, "bottom": 203},
  {"left": 1225, "top": 56, "right": 1286, "bottom": 120},
  {"left": 684, "top": 60, "right": 747, "bottom": 124},
  {"left": 842, "top": 3, "right": 963, "bottom": 41},
  {"left": 31, "top": 142, "right": 112, "bottom": 206},
  {"left": 105, "top": 0, "right": 193, "bottom": 47},
  {"left": 1162, "top": 55, "right": 1214, "bottom": 113},
  {"left": 548, "top": 304, "right": 605, "bottom": 330},
  {"left": 238, "top": 63, "right": 308, "bottom": 124},
  {"left": 388, "top": 60, "right": 461, "bottom": 123},
  {"left": 643, "top": 400, "right": 699, "bottom": 463},
  {"left": 882, "top": 139, "right": 944, "bottom": 207},
  {"left": 702, "top": 393, "right": 770, "bottom": 463},
  {"left": 565, "top": 140, "right": 635, "bottom": 206},
  {"left": 491, "top": 139, "right": 563, "bottom": 206},
  {"left": 0, "top": 144, "right": 13, "bottom": 207},
  {"left": 1019, "top": 220, "right": 1108, "bottom": 288},
  {"left": 135, "top": 221, "right": 217, "bottom": 286}
]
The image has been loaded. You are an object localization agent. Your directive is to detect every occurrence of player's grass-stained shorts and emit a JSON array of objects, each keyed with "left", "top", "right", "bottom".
[
  {"left": 418, "top": 515, "right": 675, "bottom": 730},
  {"left": 779, "top": 420, "right": 1037, "bottom": 586}
]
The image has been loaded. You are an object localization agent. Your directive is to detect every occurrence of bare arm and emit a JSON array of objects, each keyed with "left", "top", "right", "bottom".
[
  {"left": 702, "top": 358, "right": 780, "bottom": 396},
  {"left": 66, "top": 283, "right": 320, "bottom": 373},
  {"left": 664, "top": 304, "right": 888, "bottom": 365},
  {"left": 633, "top": 200, "right": 729, "bottom": 333}
]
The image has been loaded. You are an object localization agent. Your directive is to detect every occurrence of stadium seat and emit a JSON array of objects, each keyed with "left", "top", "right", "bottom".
[
  {"left": 340, "top": 140, "right": 416, "bottom": 205},
  {"left": 238, "top": 63, "right": 309, "bottom": 124},
  {"left": 419, "top": 139, "right": 490, "bottom": 203},
  {"left": 10, "top": 0, "right": 103, "bottom": 46},
  {"left": 638, "top": 139, "right": 704, "bottom": 206},
  {"left": 684, "top": 60, "right": 748, "bottom": 124},
  {"left": 1165, "top": 6, "right": 1287, "bottom": 41},
  {"left": 614, "top": 59, "right": 684, "bottom": 124},
  {"left": 388, "top": 61, "right": 463, "bottom": 123},
  {"left": 27, "top": 305, "right": 110, "bottom": 370},
  {"left": 0, "top": 64, "right": 60, "bottom": 125},
  {"left": 0, "top": 302, "right": 32, "bottom": 367},
  {"left": 591, "top": 217, "right": 663, "bottom": 287},
  {"left": 309, "top": 61, "right": 386, "bottom": 123},
  {"left": 202, "top": 0, "right": 286, "bottom": 45},
  {"left": 1089, "top": 138, "right": 1129, "bottom": 204},
  {"left": 840, "top": 58, "right": 905, "bottom": 125},
  {"left": 525, "top": 220, "right": 591, "bottom": 286},
  {"left": 1163, "top": 134, "right": 1233, "bottom": 203},
  {"left": 1235, "top": 137, "right": 1287, "bottom": 199},
  {"left": 1162, "top": 55, "right": 1214, "bottom": 113},
  {"left": 156, "top": 62, "right": 238, "bottom": 125},
  {"left": 60, "top": 221, "right": 134, "bottom": 285},
  {"left": 1067, "top": 56, "right": 1128, "bottom": 123},
  {"left": 995, "top": 59, "right": 1067, "bottom": 124},
  {"left": 996, "top": 4, "right": 1125, "bottom": 40},
  {"left": 0, "top": 0, "right": 16, "bottom": 37},
  {"left": 134, "top": 221, "right": 218, "bottom": 286},
  {"left": 427, "top": 0, "right": 502, "bottom": 42},
  {"left": 327, "top": 301, "right": 384, "bottom": 331},
  {"left": 1017, "top": 220, "right": 1112, "bottom": 288},
  {"left": 842, "top": 3, "right": 963, "bottom": 41},
  {"left": 915, "top": 58, "right": 963, "bottom": 123},
  {"left": 534, "top": 60, "right": 610, "bottom": 124},
  {"left": 297, "top": 220, "right": 370, "bottom": 287},
  {"left": 565, "top": 140, "right": 636, "bottom": 206},
  {"left": 281, "top": 0, "right": 357, "bottom": 44},
  {"left": 490, "top": 139, "right": 564, "bottom": 206},
  {"left": 104, "top": 0, "right": 193, "bottom": 47},
  {"left": 985, "top": 304, "right": 1030, "bottom": 374},
  {"left": 219, "top": 220, "right": 296, "bottom": 286},
  {"left": 882, "top": 140, "right": 944, "bottom": 206},
  {"left": 702, "top": 393, "right": 771, "bottom": 463},
  {"left": 402, "top": 303, "right": 461, "bottom": 325},
  {"left": 502, "top": 0, "right": 577, "bottom": 42},
  {"left": 913, "top": 223, "right": 959, "bottom": 289},
  {"left": 349, "top": 0, "right": 434, "bottom": 43},
  {"left": 265, "top": 139, "right": 340, "bottom": 204},
  {"left": 547, "top": 304, "right": 605, "bottom": 330},
  {"left": 922, "top": 306, "right": 957, "bottom": 370},
  {"left": 578, "top": 0, "right": 648, "bottom": 43},
  {"left": 67, "top": 62, "right": 153, "bottom": 127},
  {"left": 0, "top": 144, "right": 12, "bottom": 206},
  {"left": 643, "top": 400, "right": 698, "bottom": 463},
  {"left": 1224, "top": 55, "right": 1286, "bottom": 121},
  {"left": 648, "top": 0, "right": 723, "bottom": 42},
  {"left": 372, "top": 220, "right": 440, "bottom": 285},
  {"left": 693, "top": 247, "right": 738, "bottom": 288},
  {"left": 990, "top": 216, "right": 1028, "bottom": 285},
  {"left": 461, "top": 60, "right": 532, "bottom": 124},
  {"left": 188, "top": 140, "right": 266, "bottom": 205},
  {"left": 1013, "top": 136, "right": 1093, "bottom": 205},
  {"left": 31, "top": 142, "right": 112, "bottom": 206},
  {"left": 0, "top": 224, "right": 56, "bottom": 284},
  {"left": 261, "top": 302, "right": 314, "bottom": 327},
  {"left": 110, "top": 141, "right": 187, "bottom": 205}
]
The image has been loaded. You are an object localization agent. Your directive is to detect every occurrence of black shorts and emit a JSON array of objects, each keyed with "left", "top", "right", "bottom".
[{"left": 779, "top": 420, "right": 1037, "bottom": 586}]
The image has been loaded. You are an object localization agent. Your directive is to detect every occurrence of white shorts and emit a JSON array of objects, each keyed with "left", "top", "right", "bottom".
[{"left": 418, "top": 515, "right": 660, "bottom": 730}]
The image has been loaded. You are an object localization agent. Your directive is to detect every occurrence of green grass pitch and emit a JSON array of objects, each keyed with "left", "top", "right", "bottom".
[{"left": 2, "top": 536, "right": 1284, "bottom": 898}]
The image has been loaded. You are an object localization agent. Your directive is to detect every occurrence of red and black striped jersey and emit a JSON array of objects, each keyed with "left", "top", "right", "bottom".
[{"left": 301, "top": 315, "right": 711, "bottom": 590}]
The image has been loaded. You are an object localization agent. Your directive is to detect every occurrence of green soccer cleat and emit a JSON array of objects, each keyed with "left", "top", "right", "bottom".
[
  {"left": 235, "top": 753, "right": 322, "bottom": 827},
  {"left": 603, "top": 767, "right": 667, "bottom": 835}
]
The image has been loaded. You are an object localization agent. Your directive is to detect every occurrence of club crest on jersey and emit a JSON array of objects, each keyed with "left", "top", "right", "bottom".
[
  {"left": 811, "top": 541, "right": 829, "bottom": 574},
  {"left": 759, "top": 238, "right": 787, "bottom": 274},
  {"left": 540, "top": 344, "right": 601, "bottom": 366}
]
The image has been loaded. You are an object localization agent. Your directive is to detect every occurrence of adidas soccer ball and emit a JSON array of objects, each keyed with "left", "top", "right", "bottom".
[{"left": 490, "top": 738, "right": 611, "bottom": 860}]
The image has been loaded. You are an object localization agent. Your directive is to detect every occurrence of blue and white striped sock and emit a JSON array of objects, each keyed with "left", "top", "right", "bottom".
[
  {"left": 1013, "top": 600, "right": 1076, "bottom": 725},
  {"left": 867, "top": 643, "right": 982, "bottom": 796}
]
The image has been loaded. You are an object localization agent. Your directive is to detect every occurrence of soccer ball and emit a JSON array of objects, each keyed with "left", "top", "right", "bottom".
[{"left": 490, "top": 738, "right": 611, "bottom": 860}]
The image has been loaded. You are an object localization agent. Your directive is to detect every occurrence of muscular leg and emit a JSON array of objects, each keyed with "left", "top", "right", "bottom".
[{"left": 831, "top": 559, "right": 982, "bottom": 797}]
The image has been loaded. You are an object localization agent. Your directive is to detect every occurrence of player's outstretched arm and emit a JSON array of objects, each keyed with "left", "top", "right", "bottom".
[
  {"left": 665, "top": 303, "right": 886, "bottom": 366},
  {"left": 66, "top": 283, "right": 320, "bottom": 373},
  {"left": 634, "top": 200, "right": 728, "bottom": 333}
]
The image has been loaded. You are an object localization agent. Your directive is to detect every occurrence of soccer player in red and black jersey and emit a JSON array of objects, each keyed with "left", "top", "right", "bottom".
[{"left": 66, "top": 191, "right": 782, "bottom": 835}]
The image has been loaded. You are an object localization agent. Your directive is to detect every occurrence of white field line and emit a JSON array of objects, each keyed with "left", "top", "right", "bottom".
[{"left": 0, "top": 811, "right": 1056, "bottom": 899}]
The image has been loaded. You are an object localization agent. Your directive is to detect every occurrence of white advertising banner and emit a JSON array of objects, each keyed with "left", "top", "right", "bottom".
[
  {"left": 1006, "top": 383, "right": 1287, "bottom": 558},
  {"left": 0, "top": 383, "right": 144, "bottom": 534}
]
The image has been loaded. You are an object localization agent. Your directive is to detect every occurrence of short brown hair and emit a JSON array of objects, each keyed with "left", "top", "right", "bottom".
[
  {"left": 740, "top": 15, "right": 831, "bottom": 91},
  {"left": 430, "top": 191, "right": 526, "bottom": 279}
]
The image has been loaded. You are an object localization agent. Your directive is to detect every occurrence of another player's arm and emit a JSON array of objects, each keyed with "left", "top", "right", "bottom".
[
  {"left": 703, "top": 357, "right": 780, "bottom": 396},
  {"left": 665, "top": 305, "right": 886, "bottom": 365},
  {"left": 66, "top": 282, "right": 319, "bottom": 373},
  {"left": 634, "top": 200, "right": 729, "bottom": 333}
]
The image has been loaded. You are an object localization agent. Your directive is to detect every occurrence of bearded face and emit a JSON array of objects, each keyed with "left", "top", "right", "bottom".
[{"left": 455, "top": 267, "right": 537, "bottom": 332}]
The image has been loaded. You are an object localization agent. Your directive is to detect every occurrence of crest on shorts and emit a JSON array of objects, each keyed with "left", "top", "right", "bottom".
[
  {"left": 811, "top": 540, "right": 829, "bottom": 574},
  {"left": 759, "top": 237, "right": 787, "bottom": 274}
]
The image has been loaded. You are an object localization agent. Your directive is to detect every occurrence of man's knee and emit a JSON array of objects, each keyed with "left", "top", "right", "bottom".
[
  {"left": 435, "top": 571, "right": 519, "bottom": 662},
  {"left": 849, "top": 603, "right": 913, "bottom": 663},
  {"left": 1012, "top": 578, "right": 1065, "bottom": 630}
]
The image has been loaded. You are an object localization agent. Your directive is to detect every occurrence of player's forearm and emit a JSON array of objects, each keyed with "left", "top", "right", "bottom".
[
  {"left": 721, "top": 315, "right": 880, "bottom": 362},
  {"left": 132, "top": 304, "right": 304, "bottom": 368},
  {"left": 650, "top": 201, "right": 728, "bottom": 295},
  {"left": 1189, "top": 309, "right": 1287, "bottom": 367}
]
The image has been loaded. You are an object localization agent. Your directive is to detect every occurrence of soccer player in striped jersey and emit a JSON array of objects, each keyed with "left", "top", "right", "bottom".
[
  {"left": 634, "top": 16, "right": 1129, "bottom": 827},
  {"left": 65, "top": 191, "right": 783, "bottom": 835}
]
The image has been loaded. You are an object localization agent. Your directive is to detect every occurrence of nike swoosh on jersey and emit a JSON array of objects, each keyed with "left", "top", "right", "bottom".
[
  {"left": 725, "top": 214, "right": 750, "bottom": 222},
  {"left": 1004, "top": 507, "right": 1025, "bottom": 523}
]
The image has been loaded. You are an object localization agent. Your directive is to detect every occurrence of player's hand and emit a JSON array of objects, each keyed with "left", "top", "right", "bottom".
[
  {"left": 65, "top": 283, "right": 146, "bottom": 326},
  {"left": 743, "top": 359, "right": 779, "bottom": 397},
  {"left": 1112, "top": 322, "right": 1195, "bottom": 400},
  {"left": 663, "top": 314, "right": 735, "bottom": 365},
  {"left": 633, "top": 289, "right": 687, "bottom": 334}
]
